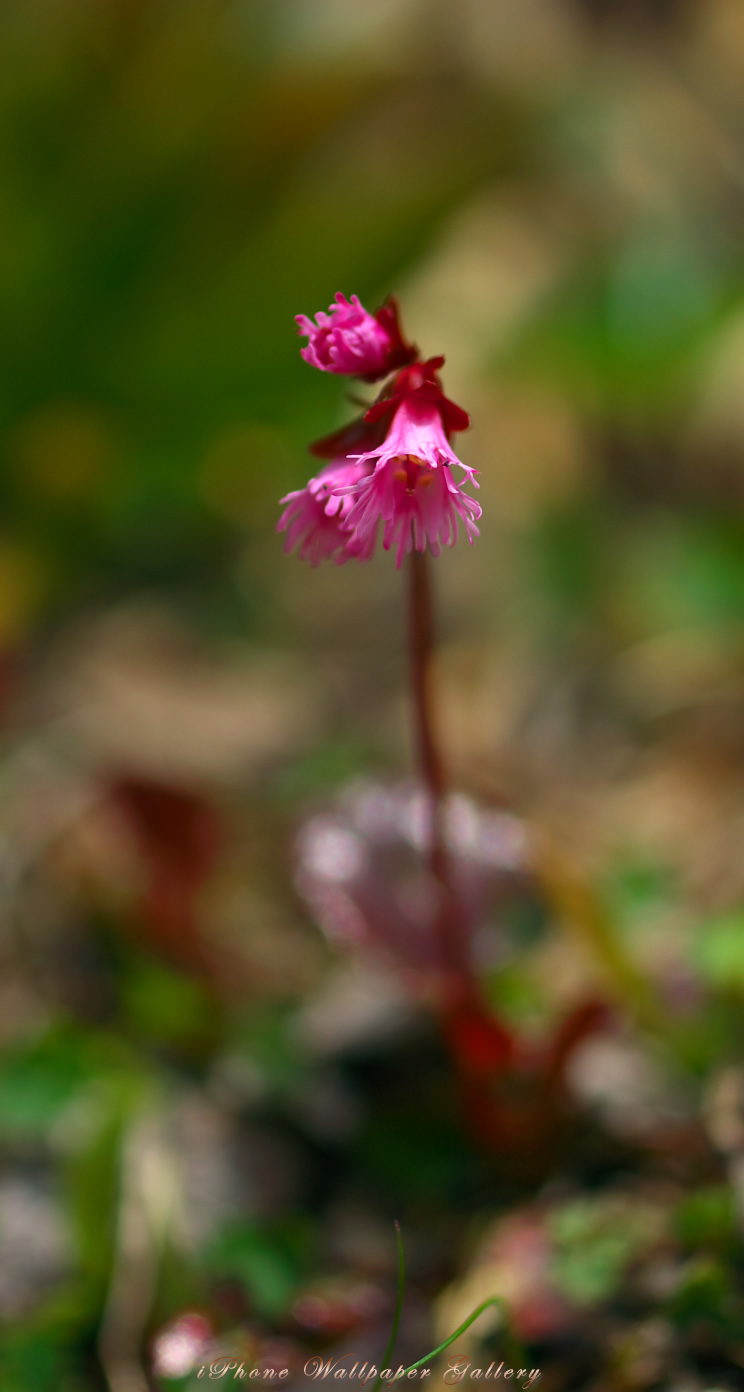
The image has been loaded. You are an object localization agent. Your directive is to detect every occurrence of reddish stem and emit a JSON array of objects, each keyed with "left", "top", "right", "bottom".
[
  {"left": 408, "top": 550, "right": 523, "bottom": 1149},
  {"left": 407, "top": 548, "right": 467, "bottom": 989}
]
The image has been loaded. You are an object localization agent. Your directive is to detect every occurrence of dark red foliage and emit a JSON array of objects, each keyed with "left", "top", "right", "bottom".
[
  {"left": 445, "top": 996, "right": 611, "bottom": 1161},
  {"left": 442, "top": 994, "right": 516, "bottom": 1075},
  {"left": 110, "top": 775, "right": 222, "bottom": 964}
]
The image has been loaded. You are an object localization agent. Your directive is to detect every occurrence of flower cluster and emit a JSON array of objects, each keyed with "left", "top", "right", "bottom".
[{"left": 278, "top": 294, "right": 480, "bottom": 568}]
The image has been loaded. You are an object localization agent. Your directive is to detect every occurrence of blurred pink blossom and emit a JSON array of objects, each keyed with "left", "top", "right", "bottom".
[
  {"left": 294, "top": 780, "right": 528, "bottom": 979},
  {"left": 151, "top": 1310, "right": 212, "bottom": 1379}
]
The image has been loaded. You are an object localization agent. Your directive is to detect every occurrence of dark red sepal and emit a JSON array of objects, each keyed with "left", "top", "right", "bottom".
[
  {"left": 363, "top": 357, "right": 471, "bottom": 435},
  {"left": 362, "top": 395, "right": 400, "bottom": 426},
  {"left": 308, "top": 411, "right": 388, "bottom": 460},
  {"left": 438, "top": 394, "right": 470, "bottom": 434},
  {"left": 361, "top": 295, "right": 418, "bottom": 381}
]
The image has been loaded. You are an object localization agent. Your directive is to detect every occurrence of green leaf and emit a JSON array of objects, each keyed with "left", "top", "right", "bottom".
[
  {"left": 695, "top": 913, "right": 744, "bottom": 993},
  {"left": 667, "top": 1257, "right": 740, "bottom": 1334},
  {"left": 675, "top": 1187, "right": 738, "bottom": 1253},
  {"left": 548, "top": 1197, "right": 662, "bottom": 1306},
  {"left": 204, "top": 1219, "right": 313, "bottom": 1318},
  {"left": 122, "top": 961, "right": 218, "bottom": 1047}
]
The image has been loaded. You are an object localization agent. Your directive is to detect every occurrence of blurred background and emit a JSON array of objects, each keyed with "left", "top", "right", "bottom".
[{"left": 4, "top": 1, "right": 744, "bottom": 1388}]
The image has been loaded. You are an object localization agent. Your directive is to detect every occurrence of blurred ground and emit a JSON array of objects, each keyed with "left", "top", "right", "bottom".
[{"left": 4, "top": 2, "right": 744, "bottom": 1390}]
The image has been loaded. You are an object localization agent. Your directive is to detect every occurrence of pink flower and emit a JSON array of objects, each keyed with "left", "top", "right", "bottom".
[
  {"left": 344, "top": 450, "right": 480, "bottom": 568},
  {"left": 151, "top": 1312, "right": 212, "bottom": 1379},
  {"left": 341, "top": 362, "right": 480, "bottom": 567},
  {"left": 276, "top": 457, "right": 375, "bottom": 566},
  {"left": 282, "top": 299, "right": 480, "bottom": 567},
  {"left": 296, "top": 294, "right": 415, "bottom": 379}
]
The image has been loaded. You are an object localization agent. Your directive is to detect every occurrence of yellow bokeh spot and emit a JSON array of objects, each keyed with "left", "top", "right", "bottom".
[
  {"left": 200, "top": 424, "right": 290, "bottom": 521},
  {"left": 11, "top": 401, "right": 115, "bottom": 500},
  {"left": 0, "top": 540, "right": 47, "bottom": 646}
]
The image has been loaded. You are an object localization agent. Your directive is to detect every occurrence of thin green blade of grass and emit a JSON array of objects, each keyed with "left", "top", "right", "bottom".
[
  {"left": 371, "top": 1221, "right": 406, "bottom": 1392},
  {"left": 396, "top": 1297, "right": 507, "bottom": 1378}
]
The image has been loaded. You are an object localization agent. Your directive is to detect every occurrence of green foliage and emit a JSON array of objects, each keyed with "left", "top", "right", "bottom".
[
  {"left": 695, "top": 913, "right": 744, "bottom": 993},
  {"left": 0, "top": 1032, "right": 90, "bottom": 1138},
  {"left": 548, "top": 1197, "right": 661, "bottom": 1306},
  {"left": 122, "top": 959, "right": 219, "bottom": 1048},
  {"left": 500, "top": 239, "right": 733, "bottom": 418},
  {"left": 485, "top": 963, "right": 546, "bottom": 1034},
  {"left": 622, "top": 517, "right": 744, "bottom": 635},
  {"left": 667, "top": 1258, "right": 742, "bottom": 1336},
  {"left": 531, "top": 503, "right": 607, "bottom": 626},
  {"left": 0, "top": 1331, "right": 69, "bottom": 1392},
  {"left": 0, "top": 0, "right": 519, "bottom": 634},
  {"left": 675, "top": 1187, "right": 738, "bottom": 1254},
  {"left": 600, "top": 858, "right": 678, "bottom": 945},
  {"left": 203, "top": 1218, "right": 313, "bottom": 1318},
  {"left": 234, "top": 1004, "right": 308, "bottom": 1093},
  {"left": 271, "top": 735, "right": 385, "bottom": 802},
  {"left": 357, "top": 1111, "right": 478, "bottom": 1203},
  {"left": 0, "top": 1025, "right": 137, "bottom": 1140}
]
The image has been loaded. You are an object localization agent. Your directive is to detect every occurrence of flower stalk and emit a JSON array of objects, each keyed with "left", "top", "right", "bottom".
[
  {"left": 284, "top": 291, "right": 649, "bottom": 1147},
  {"left": 407, "top": 546, "right": 466, "bottom": 988},
  {"left": 283, "top": 291, "right": 483, "bottom": 996}
]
